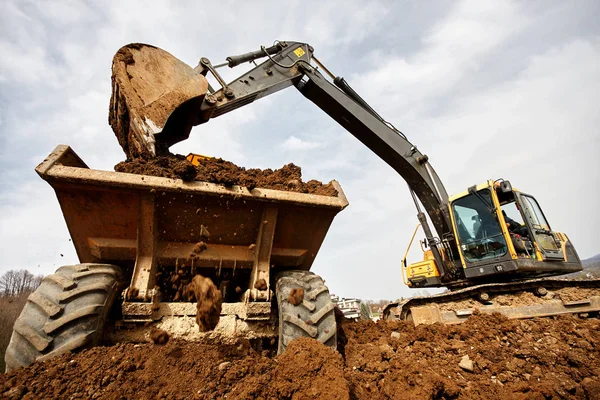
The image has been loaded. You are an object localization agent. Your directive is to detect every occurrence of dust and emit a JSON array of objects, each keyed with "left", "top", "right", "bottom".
[
  {"left": 183, "top": 275, "right": 223, "bottom": 332},
  {"left": 288, "top": 288, "right": 304, "bottom": 306},
  {"left": 116, "top": 155, "right": 338, "bottom": 196}
]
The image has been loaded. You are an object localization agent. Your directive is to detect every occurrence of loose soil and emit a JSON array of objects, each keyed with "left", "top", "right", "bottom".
[
  {"left": 288, "top": 287, "right": 305, "bottom": 306},
  {"left": 115, "top": 155, "right": 338, "bottom": 196},
  {"left": 2, "top": 313, "right": 599, "bottom": 399},
  {"left": 183, "top": 275, "right": 223, "bottom": 332},
  {"left": 149, "top": 328, "right": 169, "bottom": 345}
]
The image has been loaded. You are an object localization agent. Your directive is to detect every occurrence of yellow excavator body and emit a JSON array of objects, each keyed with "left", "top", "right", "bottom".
[{"left": 186, "top": 153, "right": 211, "bottom": 166}]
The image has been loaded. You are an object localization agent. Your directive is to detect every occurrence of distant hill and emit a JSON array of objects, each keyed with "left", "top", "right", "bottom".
[
  {"left": 584, "top": 253, "right": 600, "bottom": 264},
  {"left": 564, "top": 253, "right": 600, "bottom": 279}
]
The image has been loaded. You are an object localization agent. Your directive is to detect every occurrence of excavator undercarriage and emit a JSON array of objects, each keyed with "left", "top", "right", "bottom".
[{"left": 384, "top": 278, "right": 600, "bottom": 325}]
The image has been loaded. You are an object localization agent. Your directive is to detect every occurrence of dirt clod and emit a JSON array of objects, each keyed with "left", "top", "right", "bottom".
[
  {"left": 149, "top": 328, "right": 169, "bottom": 345},
  {"left": 171, "top": 159, "right": 197, "bottom": 181},
  {"left": 183, "top": 275, "right": 222, "bottom": 332},
  {"left": 254, "top": 278, "right": 267, "bottom": 291},
  {"left": 190, "top": 241, "right": 207, "bottom": 258},
  {"left": 459, "top": 354, "right": 474, "bottom": 372},
  {"left": 287, "top": 288, "right": 304, "bottom": 306}
]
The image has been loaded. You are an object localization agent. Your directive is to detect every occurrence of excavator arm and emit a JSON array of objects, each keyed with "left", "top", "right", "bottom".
[{"left": 111, "top": 41, "right": 460, "bottom": 278}]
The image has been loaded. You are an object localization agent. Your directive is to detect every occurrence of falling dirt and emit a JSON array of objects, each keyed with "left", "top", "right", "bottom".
[
  {"left": 288, "top": 287, "right": 305, "bottom": 306},
  {"left": 183, "top": 275, "right": 223, "bottom": 332},
  {"left": 253, "top": 278, "right": 267, "bottom": 291},
  {"left": 2, "top": 313, "right": 599, "bottom": 399},
  {"left": 115, "top": 155, "right": 338, "bottom": 196},
  {"left": 149, "top": 328, "right": 169, "bottom": 345},
  {"left": 189, "top": 241, "right": 207, "bottom": 258}
]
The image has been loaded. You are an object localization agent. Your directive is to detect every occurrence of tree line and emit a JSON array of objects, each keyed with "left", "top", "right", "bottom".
[{"left": 0, "top": 270, "right": 44, "bottom": 296}]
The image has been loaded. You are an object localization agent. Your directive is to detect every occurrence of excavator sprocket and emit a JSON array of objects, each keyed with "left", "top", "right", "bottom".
[
  {"left": 109, "top": 43, "right": 208, "bottom": 159},
  {"left": 383, "top": 278, "right": 600, "bottom": 325}
]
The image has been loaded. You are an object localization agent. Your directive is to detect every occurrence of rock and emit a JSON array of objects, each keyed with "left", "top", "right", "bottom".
[
  {"left": 218, "top": 361, "right": 231, "bottom": 371},
  {"left": 379, "top": 344, "right": 394, "bottom": 360},
  {"left": 390, "top": 332, "right": 401, "bottom": 340},
  {"left": 459, "top": 355, "right": 474, "bottom": 372}
]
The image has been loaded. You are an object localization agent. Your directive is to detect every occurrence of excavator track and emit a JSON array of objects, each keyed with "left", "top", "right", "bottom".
[{"left": 383, "top": 278, "right": 600, "bottom": 325}]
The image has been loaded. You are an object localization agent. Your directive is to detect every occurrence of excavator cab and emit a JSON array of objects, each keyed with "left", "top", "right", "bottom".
[{"left": 404, "top": 180, "right": 581, "bottom": 288}]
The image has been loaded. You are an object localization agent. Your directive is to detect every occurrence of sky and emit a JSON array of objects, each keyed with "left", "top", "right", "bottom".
[{"left": 0, "top": 0, "right": 599, "bottom": 301}]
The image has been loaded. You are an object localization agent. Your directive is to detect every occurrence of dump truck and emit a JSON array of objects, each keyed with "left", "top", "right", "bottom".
[{"left": 4, "top": 145, "right": 347, "bottom": 371}]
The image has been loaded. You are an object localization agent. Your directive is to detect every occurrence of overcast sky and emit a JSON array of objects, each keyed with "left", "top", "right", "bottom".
[{"left": 1, "top": 0, "right": 599, "bottom": 300}]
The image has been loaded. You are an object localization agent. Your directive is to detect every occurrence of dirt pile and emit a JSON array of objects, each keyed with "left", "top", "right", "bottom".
[
  {"left": 115, "top": 155, "right": 338, "bottom": 196},
  {"left": 2, "top": 313, "right": 599, "bottom": 399},
  {"left": 344, "top": 312, "right": 600, "bottom": 399}
]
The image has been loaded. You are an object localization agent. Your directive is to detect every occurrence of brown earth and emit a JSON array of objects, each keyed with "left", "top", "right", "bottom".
[
  {"left": 115, "top": 155, "right": 338, "bottom": 196},
  {"left": 149, "top": 328, "right": 170, "bottom": 345},
  {"left": 288, "top": 287, "right": 305, "bottom": 306},
  {"left": 183, "top": 275, "right": 223, "bottom": 332},
  {"left": 2, "top": 313, "right": 599, "bottom": 399}
]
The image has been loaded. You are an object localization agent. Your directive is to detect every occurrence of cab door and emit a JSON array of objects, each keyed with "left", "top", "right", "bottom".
[{"left": 516, "top": 193, "right": 564, "bottom": 260}]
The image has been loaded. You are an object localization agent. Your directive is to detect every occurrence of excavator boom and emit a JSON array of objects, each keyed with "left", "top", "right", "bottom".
[{"left": 111, "top": 41, "right": 459, "bottom": 278}]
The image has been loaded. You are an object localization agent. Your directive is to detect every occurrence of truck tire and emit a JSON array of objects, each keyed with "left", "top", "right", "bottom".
[
  {"left": 4, "top": 263, "right": 122, "bottom": 372},
  {"left": 275, "top": 270, "right": 336, "bottom": 354}
]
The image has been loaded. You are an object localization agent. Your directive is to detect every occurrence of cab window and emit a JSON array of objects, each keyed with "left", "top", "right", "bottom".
[
  {"left": 452, "top": 189, "right": 508, "bottom": 262},
  {"left": 521, "top": 195, "right": 550, "bottom": 230}
]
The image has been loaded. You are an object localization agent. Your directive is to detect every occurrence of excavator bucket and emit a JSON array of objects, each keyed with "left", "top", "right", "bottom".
[{"left": 109, "top": 43, "right": 208, "bottom": 159}]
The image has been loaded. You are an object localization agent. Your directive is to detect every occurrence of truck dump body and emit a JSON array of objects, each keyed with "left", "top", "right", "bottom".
[{"left": 35, "top": 145, "right": 348, "bottom": 339}]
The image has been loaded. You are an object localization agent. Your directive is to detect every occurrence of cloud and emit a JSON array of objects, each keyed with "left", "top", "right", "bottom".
[
  {"left": 0, "top": 181, "right": 78, "bottom": 276},
  {"left": 280, "top": 135, "right": 325, "bottom": 151}
]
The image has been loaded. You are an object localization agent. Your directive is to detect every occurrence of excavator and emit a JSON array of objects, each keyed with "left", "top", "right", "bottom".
[{"left": 112, "top": 40, "right": 599, "bottom": 325}]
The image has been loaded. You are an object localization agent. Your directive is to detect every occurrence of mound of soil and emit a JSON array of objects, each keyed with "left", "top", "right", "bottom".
[
  {"left": 2, "top": 313, "right": 599, "bottom": 399},
  {"left": 344, "top": 312, "right": 600, "bottom": 399},
  {"left": 115, "top": 155, "right": 338, "bottom": 196}
]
